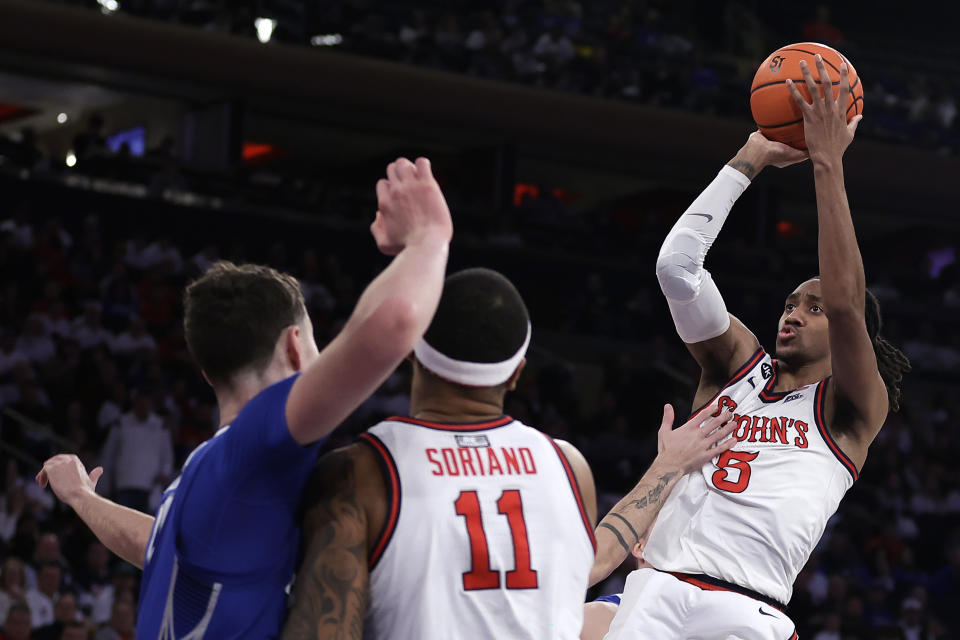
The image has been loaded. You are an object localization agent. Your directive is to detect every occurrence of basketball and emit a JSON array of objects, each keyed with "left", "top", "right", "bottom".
[{"left": 750, "top": 42, "right": 863, "bottom": 149}]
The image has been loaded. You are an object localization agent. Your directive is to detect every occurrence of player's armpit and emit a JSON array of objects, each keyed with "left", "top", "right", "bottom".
[
  {"left": 283, "top": 447, "right": 370, "bottom": 640},
  {"left": 686, "top": 314, "right": 760, "bottom": 388}
]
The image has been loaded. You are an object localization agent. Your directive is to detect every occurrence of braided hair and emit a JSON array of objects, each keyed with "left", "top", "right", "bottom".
[{"left": 864, "top": 289, "right": 911, "bottom": 412}]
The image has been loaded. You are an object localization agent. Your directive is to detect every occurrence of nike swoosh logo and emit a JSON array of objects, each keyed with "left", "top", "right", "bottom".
[
  {"left": 687, "top": 213, "right": 713, "bottom": 222},
  {"left": 758, "top": 607, "right": 777, "bottom": 618}
]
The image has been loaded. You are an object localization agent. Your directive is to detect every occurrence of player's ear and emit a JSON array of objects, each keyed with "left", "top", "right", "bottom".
[
  {"left": 505, "top": 359, "right": 527, "bottom": 391},
  {"left": 283, "top": 325, "right": 303, "bottom": 372}
]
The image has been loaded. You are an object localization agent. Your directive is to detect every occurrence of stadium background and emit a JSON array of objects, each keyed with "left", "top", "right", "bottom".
[{"left": 0, "top": 0, "right": 957, "bottom": 638}]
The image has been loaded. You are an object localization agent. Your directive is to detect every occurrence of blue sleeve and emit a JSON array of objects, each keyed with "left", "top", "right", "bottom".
[
  {"left": 175, "top": 374, "right": 325, "bottom": 574},
  {"left": 594, "top": 594, "right": 621, "bottom": 605},
  {"left": 213, "top": 374, "right": 322, "bottom": 499}
]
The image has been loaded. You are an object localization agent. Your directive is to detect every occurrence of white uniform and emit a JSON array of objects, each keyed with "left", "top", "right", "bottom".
[
  {"left": 609, "top": 349, "right": 856, "bottom": 640},
  {"left": 360, "top": 415, "right": 596, "bottom": 640}
]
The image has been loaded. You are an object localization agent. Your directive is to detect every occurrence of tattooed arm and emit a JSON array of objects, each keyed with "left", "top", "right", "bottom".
[
  {"left": 589, "top": 404, "right": 736, "bottom": 586},
  {"left": 283, "top": 444, "right": 387, "bottom": 640}
]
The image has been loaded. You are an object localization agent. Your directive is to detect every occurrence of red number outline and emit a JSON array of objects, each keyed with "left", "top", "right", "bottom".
[
  {"left": 456, "top": 489, "right": 538, "bottom": 591},
  {"left": 711, "top": 451, "right": 759, "bottom": 493}
]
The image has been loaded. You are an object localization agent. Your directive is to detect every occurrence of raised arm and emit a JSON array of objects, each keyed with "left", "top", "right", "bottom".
[
  {"left": 589, "top": 405, "right": 735, "bottom": 586},
  {"left": 36, "top": 455, "right": 153, "bottom": 569},
  {"left": 286, "top": 157, "right": 453, "bottom": 445},
  {"left": 283, "top": 443, "right": 387, "bottom": 640},
  {"left": 787, "top": 57, "right": 888, "bottom": 446},
  {"left": 655, "top": 134, "right": 806, "bottom": 395}
]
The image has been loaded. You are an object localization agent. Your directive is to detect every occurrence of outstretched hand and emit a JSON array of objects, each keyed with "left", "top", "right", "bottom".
[
  {"left": 36, "top": 454, "right": 103, "bottom": 509},
  {"left": 657, "top": 403, "right": 737, "bottom": 474},
  {"left": 786, "top": 54, "right": 862, "bottom": 164},
  {"left": 371, "top": 157, "right": 453, "bottom": 256}
]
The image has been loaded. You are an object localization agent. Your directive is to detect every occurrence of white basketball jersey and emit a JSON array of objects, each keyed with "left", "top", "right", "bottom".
[
  {"left": 643, "top": 349, "right": 857, "bottom": 606},
  {"left": 360, "top": 415, "right": 595, "bottom": 640}
]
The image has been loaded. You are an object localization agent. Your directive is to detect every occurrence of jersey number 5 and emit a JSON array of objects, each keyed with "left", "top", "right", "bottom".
[
  {"left": 711, "top": 450, "right": 759, "bottom": 493},
  {"left": 454, "top": 490, "right": 538, "bottom": 590}
]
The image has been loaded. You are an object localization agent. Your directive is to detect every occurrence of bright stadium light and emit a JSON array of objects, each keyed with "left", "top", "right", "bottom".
[
  {"left": 310, "top": 34, "right": 343, "bottom": 47},
  {"left": 97, "top": 0, "right": 119, "bottom": 13},
  {"left": 65, "top": 152, "right": 77, "bottom": 168},
  {"left": 56, "top": 113, "right": 68, "bottom": 124},
  {"left": 254, "top": 17, "right": 277, "bottom": 44}
]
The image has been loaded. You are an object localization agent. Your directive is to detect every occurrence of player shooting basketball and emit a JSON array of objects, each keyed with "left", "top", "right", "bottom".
[{"left": 595, "top": 55, "right": 911, "bottom": 639}]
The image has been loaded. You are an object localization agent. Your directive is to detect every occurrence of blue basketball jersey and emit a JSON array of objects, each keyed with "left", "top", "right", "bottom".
[{"left": 137, "top": 374, "right": 323, "bottom": 639}]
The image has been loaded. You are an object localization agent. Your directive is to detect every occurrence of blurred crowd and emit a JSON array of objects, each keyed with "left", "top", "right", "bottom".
[
  {"left": 47, "top": 0, "right": 960, "bottom": 155},
  {"left": 0, "top": 140, "right": 956, "bottom": 639}
]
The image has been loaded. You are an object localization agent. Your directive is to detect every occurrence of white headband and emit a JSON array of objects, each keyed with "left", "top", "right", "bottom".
[{"left": 414, "top": 323, "right": 531, "bottom": 387}]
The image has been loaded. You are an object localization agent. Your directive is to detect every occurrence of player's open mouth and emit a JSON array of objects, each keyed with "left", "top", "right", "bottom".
[{"left": 778, "top": 327, "right": 797, "bottom": 340}]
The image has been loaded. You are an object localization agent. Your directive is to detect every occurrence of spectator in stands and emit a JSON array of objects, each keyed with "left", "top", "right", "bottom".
[
  {"left": 15, "top": 317, "right": 55, "bottom": 365},
  {"left": 24, "top": 563, "right": 61, "bottom": 628},
  {"left": 23, "top": 534, "right": 65, "bottom": 591},
  {"left": 33, "top": 591, "right": 79, "bottom": 640},
  {"left": 140, "top": 236, "right": 182, "bottom": 274},
  {"left": 0, "top": 603, "right": 32, "bottom": 640},
  {"left": 898, "top": 597, "right": 924, "bottom": 640},
  {"left": 70, "top": 302, "right": 113, "bottom": 352},
  {"left": 95, "top": 382, "right": 126, "bottom": 435},
  {"left": 398, "top": 8, "right": 429, "bottom": 50},
  {"left": 0, "top": 558, "right": 27, "bottom": 626},
  {"left": 72, "top": 541, "right": 110, "bottom": 616},
  {"left": 88, "top": 566, "right": 135, "bottom": 627},
  {"left": 0, "top": 331, "right": 27, "bottom": 378},
  {"left": 57, "top": 622, "right": 86, "bottom": 640},
  {"left": 533, "top": 24, "right": 576, "bottom": 68},
  {"left": 99, "top": 389, "right": 172, "bottom": 513},
  {"left": 109, "top": 316, "right": 155, "bottom": 358},
  {"left": 0, "top": 208, "right": 34, "bottom": 250},
  {"left": 99, "top": 266, "right": 138, "bottom": 330},
  {"left": 92, "top": 599, "right": 133, "bottom": 640}
]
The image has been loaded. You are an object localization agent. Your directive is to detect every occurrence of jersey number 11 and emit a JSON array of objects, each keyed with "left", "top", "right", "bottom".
[{"left": 454, "top": 490, "right": 539, "bottom": 591}]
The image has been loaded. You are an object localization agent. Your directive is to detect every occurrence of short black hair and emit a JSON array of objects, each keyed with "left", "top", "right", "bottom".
[
  {"left": 422, "top": 268, "right": 529, "bottom": 365},
  {"left": 184, "top": 261, "right": 306, "bottom": 387}
]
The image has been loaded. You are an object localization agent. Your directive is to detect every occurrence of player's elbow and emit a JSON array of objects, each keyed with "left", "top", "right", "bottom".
[
  {"left": 656, "top": 230, "right": 703, "bottom": 303},
  {"left": 655, "top": 256, "right": 698, "bottom": 303}
]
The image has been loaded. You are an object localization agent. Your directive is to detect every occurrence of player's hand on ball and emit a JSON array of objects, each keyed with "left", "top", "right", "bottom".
[
  {"left": 786, "top": 55, "right": 862, "bottom": 164},
  {"left": 36, "top": 454, "right": 104, "bottom": 508},
  {"left": 657, "top": 403, "right": 737, "bottom": 474},
  {"left": 745, "top": 131, "right": 809, "bottom": 169},
  {"left": 372, "top": 157, "right": 453, "bottom": 256}
]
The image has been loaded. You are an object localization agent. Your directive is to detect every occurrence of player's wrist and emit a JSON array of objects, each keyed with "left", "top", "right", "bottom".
[
  {"left": 648, "top": 455, "right": 685, "bottom": 479},
  {"left": 727, "top": 145, "right": 766, "bottom": 181},
  {"left": 810, "top": 153, "right": 841, "bottom": 174},
  {"left": 404, "top": 226, "right": 452, "bottom": 251},
  {"left": 64, "top": 484, "right": 96, "bottom": 512}
]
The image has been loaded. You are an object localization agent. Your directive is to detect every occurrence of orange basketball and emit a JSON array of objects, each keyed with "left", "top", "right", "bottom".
[{"left": 750, "top": 42, "right": 863, "bottom": 149}]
